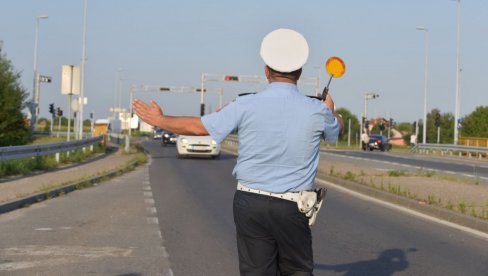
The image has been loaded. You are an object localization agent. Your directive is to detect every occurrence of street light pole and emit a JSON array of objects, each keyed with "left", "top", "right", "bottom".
[
  {"left": 31, "top": 15, "right": 48, "bottom": 132},
  {"left": 79, "top": 0, "right": 88, "bottom": 139},
  {"left": 417, "top": 26, "right": 429, "bottom": 145},
  {"left": 360, "top": 93, "right": 379, "bottom": 149},
  {"left": 453, "top": 0, "right": 461, "bottom": 145}
]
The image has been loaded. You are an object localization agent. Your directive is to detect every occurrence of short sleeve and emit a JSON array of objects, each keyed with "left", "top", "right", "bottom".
[
  {"left": 322, "top": 107, "right": 340, "bottom": 144},
  {"left": 201, "top": 101, "right": 239, "bottom": 144}
]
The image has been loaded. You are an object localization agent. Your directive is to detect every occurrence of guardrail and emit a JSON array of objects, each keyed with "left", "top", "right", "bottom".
[
  {"left": 224, "top": 134, "right": 238, "bottom": 146},
  {"left": 0, "top": 136, "right": 103, "bottom": 162},
  {"left": 414, "top": 143, "right": 488, "bottom": 159}
]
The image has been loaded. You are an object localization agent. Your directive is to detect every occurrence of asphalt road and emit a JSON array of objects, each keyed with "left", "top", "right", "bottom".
[
  {"left": 0, "top": 141, "right": 486, "bottom": 275},
  {"left": 0, "top": 161, "right": 172, "bottom": 275},
  {"left": 322, "top": 149, "right": 488, "bottom": 182},
  {"left": 145, "top": 141, "right": 488, "bottom": 276}
]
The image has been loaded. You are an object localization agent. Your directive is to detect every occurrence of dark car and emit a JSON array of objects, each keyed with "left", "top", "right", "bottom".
[
  {"left": 367, "top": 134, "right": 392, "bottom": 152},
  {"left": 161, "top": 130, "right": 177, "bottom": 146}
]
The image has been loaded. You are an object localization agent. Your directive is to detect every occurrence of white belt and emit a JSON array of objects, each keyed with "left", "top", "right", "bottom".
[{"left": 237, "top": 182, "right": 300, "bottom": 202}]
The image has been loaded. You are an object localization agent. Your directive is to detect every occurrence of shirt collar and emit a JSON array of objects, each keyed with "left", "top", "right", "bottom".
[{"left": 266, "top": 82, "right": 299, "bottom": 93}]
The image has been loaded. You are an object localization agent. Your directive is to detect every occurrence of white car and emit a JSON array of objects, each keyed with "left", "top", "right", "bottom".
[{"left": 176, "top": 135, "right": 221, "bottom": 159}]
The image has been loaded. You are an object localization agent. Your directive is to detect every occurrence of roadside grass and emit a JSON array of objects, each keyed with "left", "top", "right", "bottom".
[
  {"left": 324, "top": 165, "right": 488, "bottom": 221},
  {"left": 0, "top": 143, "right": 106, "bottom": 178}
]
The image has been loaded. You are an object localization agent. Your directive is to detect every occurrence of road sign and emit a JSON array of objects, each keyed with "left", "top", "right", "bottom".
[{"left": 61, "top": 65, "right": 81, "bottom": 95}]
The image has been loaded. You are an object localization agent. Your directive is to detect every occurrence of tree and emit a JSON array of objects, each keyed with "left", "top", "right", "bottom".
[
  {"left": 335, "top": 107, "right": 359, "bottom": 143},
  {"left": 461, "top": 106, "right": 488, "bottom": 138},
  {"left": 0, "top": 47, "right": 30, "bottom": 146}
]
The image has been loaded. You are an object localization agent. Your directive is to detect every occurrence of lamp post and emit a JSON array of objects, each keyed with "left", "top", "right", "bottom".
[
  {"left": 453, "top": 0, "right": 461, "bottom": 145},
  {"left": 359, "top": 93, "right": 379, "bottom": 149},
  {"left": 31, "top": 15, "right": 48, "bottom": 132},
  {"left": 416, "top": 26, "right": 429, "bottom": 145},
  {"left": 78, "top": 0, "right": 88, "bottom": 139}
]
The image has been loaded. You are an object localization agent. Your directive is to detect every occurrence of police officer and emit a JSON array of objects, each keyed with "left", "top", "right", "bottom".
[{"left": 133, "top": 28, "right": 343, "bottom": 276}]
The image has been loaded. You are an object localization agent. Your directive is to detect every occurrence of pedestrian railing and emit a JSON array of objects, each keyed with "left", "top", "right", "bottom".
[
  {"left": 414, "top": 143, "right": 488, "bottom": 159},
  {"left": 0, "top": 136, "right": 103, "bottom": 162}
]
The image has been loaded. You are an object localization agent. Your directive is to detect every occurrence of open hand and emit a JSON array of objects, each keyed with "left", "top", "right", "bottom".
[{"left": 132, "top": 99, "right": 164, "bottom": 127}]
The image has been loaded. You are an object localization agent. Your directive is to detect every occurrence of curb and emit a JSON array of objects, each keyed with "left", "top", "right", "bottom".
[{"left": 0, "top": 159, "right": 142, "bottom": 215}]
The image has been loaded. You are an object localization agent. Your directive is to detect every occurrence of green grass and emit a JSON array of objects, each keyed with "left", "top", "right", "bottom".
[{"left": 0, "top": 144, "right": 105, "bottom": 178}]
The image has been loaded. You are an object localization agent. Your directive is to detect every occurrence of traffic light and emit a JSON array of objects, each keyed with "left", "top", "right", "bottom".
[
  {"left": 200, "top": 103, "right": 205, "bottom": 116},
  {"left": 379, "top": 123, "right": 385, "bottom": 131},
  {"left": 57, "top": 107, "right": 63, "bottom": 117},
  {"left": 412, "top": 121, "right": 417, "bottom": 132},
  {"left": 224, "top": 75, "right": 239, "bottom": 81},
  {"left": 434, "top": 113, "right": 441, "bottom": 128},
  {"left": 49, "top": 103, "right": 54, "bottom": 115},
  {"left": 365, "top": 120, "right": 370, "bottom": 129}
]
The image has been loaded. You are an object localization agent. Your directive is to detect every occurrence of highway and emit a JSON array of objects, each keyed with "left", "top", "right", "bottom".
[
  {"left": 145, "top": 141, "right": 487, "bottom": 275},
  {"left": 0, "top": 140, "right": 486, "bottom": 275},
  {"left": 322, "top": 149, "right": 488, "bottom": 182}
]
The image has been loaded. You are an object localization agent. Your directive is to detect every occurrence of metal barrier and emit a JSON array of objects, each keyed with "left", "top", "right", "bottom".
[
  {"left": 415, "top": 143, "right": 488, "bottom": 159},
  {"left": 0, "top": 136, "right": 103, "bottom": 161}
]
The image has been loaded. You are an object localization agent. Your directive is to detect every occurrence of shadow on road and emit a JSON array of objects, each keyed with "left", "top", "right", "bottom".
[{"left": 315, "top": 248, "right": 417, "bottom": 276}]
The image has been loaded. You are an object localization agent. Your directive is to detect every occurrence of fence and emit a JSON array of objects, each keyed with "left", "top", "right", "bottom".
[
  {"left": 415, "top": 143, "right": 488, "bottom": 159},
  {"left": 0, "top": 136, "right": 103, "bottom": 162},
  {"left": 459, "top": 137, "right": 488, "bottom": 148}
]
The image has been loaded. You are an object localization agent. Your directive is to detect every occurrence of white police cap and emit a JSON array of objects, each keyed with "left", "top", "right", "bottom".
[{"left": 260, "top": 28, "right": 309, "bottom": 73}]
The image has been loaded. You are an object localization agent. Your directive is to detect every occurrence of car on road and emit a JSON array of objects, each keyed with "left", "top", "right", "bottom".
[
  {"left": 161, "top": 130, "right": 177, "bottom": 146},
  {"left": 176, "top": 135, "right": 221, "bottom": 159},
  {"left": 153, "top": 128, "right": 163, "bottom": 139},
  {"left": 367, "top": 134, "right": 392, "bottom": 152}
]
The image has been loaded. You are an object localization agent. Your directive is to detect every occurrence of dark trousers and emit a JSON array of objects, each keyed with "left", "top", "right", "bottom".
[{"left": 233, "top": 190, "right": 313, "bottom": 276}]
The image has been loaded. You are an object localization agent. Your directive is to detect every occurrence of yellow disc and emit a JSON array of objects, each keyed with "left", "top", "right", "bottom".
[{"left": 325, "top": 56, "right": 346, "bottom": 78}]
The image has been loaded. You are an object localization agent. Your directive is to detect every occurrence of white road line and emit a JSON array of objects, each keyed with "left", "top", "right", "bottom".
[
  {"left": 144, "top": 198, "right": 155, "bottom": 205},
  {"left": 144, "top": 191, "right": 153, "bottom": 197},
  {"left": 34, "top": 228, "right": 52, "bottom": 231},
  {"left": 146, "top": 217, "right": 159, "bottom": 224},
  {"left": 146, "top": 207, "right": 157, "bottom": 214},
  {"left": 143, "top": 185, "right": 151, "bottom": 191},
  {"left": 316, "top": 178, "right": 488, "bottom": 241}
]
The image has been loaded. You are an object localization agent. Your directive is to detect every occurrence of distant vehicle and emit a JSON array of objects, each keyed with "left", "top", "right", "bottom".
[
  {"left": 367, "top": 134, "right": 392, "bottom": 152},
  {"left": 153, "top": 128, "right": 163, "bottom": 139},
  {"left": 161, "top": 130, "right": 177, "bottom": 146},
  {"left": 176, "top": 135, "right": 221, "bottom": 159}
]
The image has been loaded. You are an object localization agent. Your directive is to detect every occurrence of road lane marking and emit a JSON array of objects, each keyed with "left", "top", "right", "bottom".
[
  {"left": 146, "top": 207, "right": 157, "bottom": 214},
  {"left": 144, "top": 191, "right": 153, "bottom": 197},
  {"left": 146, "top": 217, "right": 159, "bottom": 224}
]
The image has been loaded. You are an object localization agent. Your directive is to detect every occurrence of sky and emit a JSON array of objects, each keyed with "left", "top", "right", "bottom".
[{"left": 1, "top": 0, "right": 487, "bottom": 124}]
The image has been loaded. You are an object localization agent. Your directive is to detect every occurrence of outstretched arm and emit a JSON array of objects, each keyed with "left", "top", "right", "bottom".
[{"left": 132, "top": 99, "right": 209, "bottom": 136}]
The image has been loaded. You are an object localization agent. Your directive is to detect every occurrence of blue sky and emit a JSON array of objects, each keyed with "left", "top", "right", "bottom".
[{"left": 1, "top": 0, "right": 487, "bottom": 123}]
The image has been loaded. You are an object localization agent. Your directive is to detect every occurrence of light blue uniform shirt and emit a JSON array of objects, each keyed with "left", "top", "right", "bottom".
[{"left": 202, "top": 82, "right": 339, "bottom": 193}]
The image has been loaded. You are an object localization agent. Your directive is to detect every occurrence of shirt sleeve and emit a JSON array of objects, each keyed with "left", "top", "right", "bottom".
[
  {"left": 201, "top": 100, "right": 239, "bottom": 144},
  {"left": 323, "top": 107, "right": 340, "bottom": 144}
]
